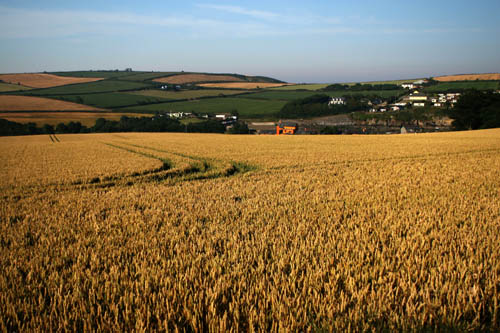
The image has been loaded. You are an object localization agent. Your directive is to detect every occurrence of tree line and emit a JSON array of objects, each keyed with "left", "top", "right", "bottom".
[{"left": 0, "top": 116, "right": 247, "bottom": 136}]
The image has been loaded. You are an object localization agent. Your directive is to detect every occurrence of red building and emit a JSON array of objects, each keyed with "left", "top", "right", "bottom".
[{"left": 276, "top": 122, "right": 298, "bottom": 135}]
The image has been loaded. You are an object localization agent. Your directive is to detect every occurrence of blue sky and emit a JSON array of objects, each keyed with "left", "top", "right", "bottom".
[{"left": 1, "top": 0, "right": 499, "bottom": 82}]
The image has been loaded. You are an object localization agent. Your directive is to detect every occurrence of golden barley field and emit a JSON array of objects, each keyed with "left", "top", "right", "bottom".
[{"left": 1, "top": 129, "right": 500, "bottom": 331}]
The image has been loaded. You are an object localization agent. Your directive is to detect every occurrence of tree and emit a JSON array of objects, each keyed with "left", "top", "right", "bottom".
[
  {"left": 56, "top": 123, "right": 69, "bottom": 133},
  {"left": 67, "top": 121, "right": 83, "bottom": 133},
  {"left": 42, "top": 124, "right": 54, "bottom": 134},
  {"left": 227, "top": 121, "right": 249, "bottom": 134},
  {"left": 447, "top": 90, "right": 500, "bottom": 130}
]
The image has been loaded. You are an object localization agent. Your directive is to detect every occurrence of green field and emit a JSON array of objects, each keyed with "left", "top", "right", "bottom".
[
  {"left": 0, "top": 82, "right": 32, "bottom": 92},
  {"left": 117, "top": 72, "right": 179, "bottom": 81},
  {"left": 130, "top": 89, "right": 249, "bottom": 100},
  {"left": 343, "top": 78, "right": 423, "bottom": 85},
  {"left": 243, "top": 89, "right": 405, "bottom": 101},
  {"left": 50, "top": 71, "right": 145, "bottom": 79},
  {"left": 271, "top": 84, "right": 330, "bottom": 91},
  {"left": 122, "top": 97, "right": 287, "bottom": 119},
  {"left": 50, "top": 92, "right": 171, "bottom": 109},
  {"left": 17, "top": 80, "right": 153, "bottom": 96},
  {"left": 424, "top": 81, "right": 499, "bottom": 92}
]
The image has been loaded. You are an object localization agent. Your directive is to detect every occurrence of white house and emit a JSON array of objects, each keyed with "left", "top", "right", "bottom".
[
  {"left": 401, "top": 83, "right": 414, "bottom": 89},
  {"left": 413, "top": 102, "right": 425, "bottom": 107},
  {"left": 329, "top": 97, "right": 346, "bottom": 106},
  {"left": 215, "top": 114, "right": 238, "bottom": 120}
]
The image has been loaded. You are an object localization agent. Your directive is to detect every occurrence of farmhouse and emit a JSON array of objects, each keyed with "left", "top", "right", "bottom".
[
  {"left": 328, "top": 97, "right": 346, "bottom": 106},
  {"left": 401, "top": 83, "right": 414, "bottom": 89},
  {"left": 276, "top": 122, "right": 298, "bottom": 135},
  {"left": 215, "top": 114, "right": 238, "bottom": 121},
  {"left": 413, "top": 102, "right": 425, "bottom": 107}
]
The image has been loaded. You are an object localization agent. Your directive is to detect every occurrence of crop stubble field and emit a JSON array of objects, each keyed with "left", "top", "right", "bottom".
[
  {"left": 434, "top": 73, "right": 500, "bottom": 81},
  {"left": 0, "top": 96, "right": 103, "bottom": 111},
  {"left": 0, "top": 74, "right": 103, "bottom": 88},
  {"left": 1, "top": 130, "right": 500, "bottom": 331}
]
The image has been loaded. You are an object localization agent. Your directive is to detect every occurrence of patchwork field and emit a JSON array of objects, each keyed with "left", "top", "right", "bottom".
[
  {"left": 16, "top": 80, "right": 152, "bottom": 96},
  {"left": 243, "top": 89, "right": 405, "bottom": 101},
  {"left": 118, "top": 72, "right": 178, "bottom": 81},
  {"left": 154, "top": 74, "right": 244, "bottom": 84},
  {"left": 130, "top": 89, "right": 249, "bottom": 100},
  {"left": 272, "top": 80, "right": 423, "bottom": 91},
  {"left": 271, "top": 83, "right": 330, "bottom": 91},
  {"left": 123, "top": 97, "right": 287, "bottom": 118},
  {"left": 434, "top": 73, "right": 500, "bottom": 81},
  {"left": 1, "top": 130, "right": 499, "bottom": 331},
  {"left": 0, "top": 112, "right": 154, "bottom": 126},
  {"left": 198, "top": 82, "right": 288, "bottom": 89},
  {"left": 50, "top": 71, "right": 143, "bottom": 79},
  {"left": 0, "top": 95, "right": 102, "bottom": 111},
  {"left": 424, "top": 81, "right": 499, "bottom": 92},
  {"left": 49, "top": 92, "right": 170, "bottom": 109},
  {"left": 0, "top": 73, "right": 103, "bottom": 88},
  {"left": 0, "top": 82, "right": 31, "bottom": 92}
]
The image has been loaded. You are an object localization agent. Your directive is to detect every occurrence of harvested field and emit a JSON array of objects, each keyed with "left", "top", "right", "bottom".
[
  {"left": 153, "top": 74, "right": 244, "bottom": 84},
  {"left": 198, "top": 82, "right": 288, "bottom": 89},
  {"left": 434, "top": 73, "right": 500, "bottom": 81},
  {"left": 0, "top": 73, "right": 103, "bottom": 88},
  {"left": 0, "top": 112, "right": 154, "bottom": 126},
  {"left": 0, "top": 95, "right": 103, "bottom": 111}
]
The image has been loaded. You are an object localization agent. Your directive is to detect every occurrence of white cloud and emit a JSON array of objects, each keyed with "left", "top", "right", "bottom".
[
  {"left": 0, "top": 5, "right": 480, "bottom": 40},
  {"left": 197, "top": 4, "right": 279, "bottom": 20},
  {"left": 0, "top": 6, "right": 224, "bottom": 38}
]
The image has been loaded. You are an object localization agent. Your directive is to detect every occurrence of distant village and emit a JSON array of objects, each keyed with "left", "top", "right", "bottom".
[
  {"left": 151, "top": 79, "right": 477, "bottom": 135},
  {"left": 369, "top": 80, "right": 460, "bottom": 112}
]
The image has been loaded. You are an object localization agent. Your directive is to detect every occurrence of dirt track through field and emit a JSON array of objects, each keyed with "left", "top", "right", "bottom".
[
  {"left": 434, "top": 73, "right": 500, "bottom": 81},
  {"left": 0, "top": 95, "right": 103, "bottom": 111},
  {"left": 0, "top": 73, "right": 103, "bottom": 88}
]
